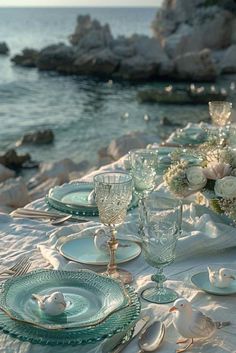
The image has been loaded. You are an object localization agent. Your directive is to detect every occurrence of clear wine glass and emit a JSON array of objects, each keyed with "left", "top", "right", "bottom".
[
  {"left": 140, "top": 195, "right": 180, "bottom": 304},
  {"left": 208, "top": 101, "right": 232, "bottom": 145},
  {"left": 94, "top": 172, "right": 133, "bottom": 284},
  {"left": 128, "top": 148, "right": 158, "bottom": 237}
]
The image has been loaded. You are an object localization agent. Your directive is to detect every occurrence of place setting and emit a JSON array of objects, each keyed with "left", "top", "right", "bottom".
[{"left": 1, "top": 99, "right": 236, "bottom": 353}]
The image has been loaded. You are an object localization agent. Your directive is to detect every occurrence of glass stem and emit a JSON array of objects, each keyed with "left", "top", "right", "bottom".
[
  {"left": 179, "top": 199, "right": 183, "bottom": 236},
  {"left": 107, "top": 226, "right": 119, "bottom": 276},
  {"left": 151, "top": 267, "right": 166, "bottom": 291},
  {"left": 138, "top": 196, "right": 145, "bottom": 238}
]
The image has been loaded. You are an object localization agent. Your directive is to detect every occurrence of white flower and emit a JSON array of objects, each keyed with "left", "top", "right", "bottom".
[
  {"left": 214, "top": 176, "right": 236, "bottom": 199},
  {"left": 186, "top": 166, "right": 207, "bottom": 190},
  {"left": 203, "top": 162, "right": 231, "bottom": 180}
]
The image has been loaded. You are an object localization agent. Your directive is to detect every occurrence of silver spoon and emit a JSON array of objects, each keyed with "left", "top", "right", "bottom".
[
  {"left": 51, "top": 215, "right": 72, "bottom": 226},
  {"left": 138, "top": 320, "right": 165, "bottom": 353}
]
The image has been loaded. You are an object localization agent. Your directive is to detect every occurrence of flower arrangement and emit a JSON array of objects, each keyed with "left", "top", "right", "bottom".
[{"left": 164, "top": 144, "right": 236, "bottom": 222}]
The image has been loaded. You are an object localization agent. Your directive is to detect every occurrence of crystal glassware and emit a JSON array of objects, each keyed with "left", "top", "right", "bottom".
[
  {"left": 94, "top": 172, "right": 133, "bottom": 284},
  {"left": 140, "top": 195, "right": 180, "bottom": 304},
  {"left": 208, "top": 101, "right": 232, "bottom": 145},
  {"left": 128, "top": 148, "right": 158, "bottom": 237},
  {"left": 129, "top": 149, "right": 158, "bottom": 199}
]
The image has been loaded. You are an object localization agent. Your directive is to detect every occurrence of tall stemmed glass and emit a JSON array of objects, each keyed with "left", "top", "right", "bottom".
[
  {"left": 128, "top": 149, "right": 158, "bottom": 236},
  {"left": 94, "top": 172, "right": 133, "bottom": 284},
  {"left": 208, "top": 101, "right": 232, "bottom": 146},
  {"left": 140, "top": 195, "right": 180, "bottom": 304}
]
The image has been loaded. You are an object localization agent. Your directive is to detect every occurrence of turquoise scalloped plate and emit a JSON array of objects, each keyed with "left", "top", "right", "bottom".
[
  {"left": 46, "top": 182, "right": 138, "bottom": 216},
  {"left": 0, "top": 270, "right": 140, "bottom": 346},
  {"left": 0, "top": 270, "right": 130, "bottom": 330}
]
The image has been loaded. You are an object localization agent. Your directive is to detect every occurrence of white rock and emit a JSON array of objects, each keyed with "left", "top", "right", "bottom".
[
  {"left": 28, "top": 159, "right": 88, "bottom": 188},
  {"left": 0, "top": 164, "right": 15, "bottom": 183},
  {"left": 70, "top": 15, "right": 113, "bottom": 48},
  {"left": 164, "top": 24, "right": 203, "bottom": 58},
  {"left": 74, "top": 48, "right": 119, "bottom": 75},
  {"left": 106, "top": 131, "right": 158, "bottom": 160},
  {"left": 0, "top": 177, "right": 30, "bottom": 208},
  {"left": 174, "top": 49, "right": 218, "bottom": 81},
  {"left": 29, "top": 177, "right": 61, "bottom": 201}
]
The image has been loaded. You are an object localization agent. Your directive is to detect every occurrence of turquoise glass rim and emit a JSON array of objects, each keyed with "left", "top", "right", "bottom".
[
  {"left": 46, "top": 182, "right": 138, "bottom": 216},
  {"left": 0, "top": 269, "right": 131, "bottom": 330},
  {"left": 0, "top": 270, "right": 140, "bottom": 346}
]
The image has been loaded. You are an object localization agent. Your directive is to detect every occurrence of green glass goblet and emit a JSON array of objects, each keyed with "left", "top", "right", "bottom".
[
  {"left": 128, "top": 148, "right": 158, "bottom": 237},
  {"left": 140, "top": 195, "right": 180, "bottom": 304},
  {"left": 94, "top": 172, "right": 133, "bottom": 284}
]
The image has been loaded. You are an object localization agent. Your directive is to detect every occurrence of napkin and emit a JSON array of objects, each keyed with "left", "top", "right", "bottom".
[{"left": 37, "top": 245, "right": 84, "bottom": 271}]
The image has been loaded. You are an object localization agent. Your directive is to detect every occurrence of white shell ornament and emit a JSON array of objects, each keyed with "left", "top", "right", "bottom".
[{"left": 32, "top": 291, "right": 67, "bottom": 316}]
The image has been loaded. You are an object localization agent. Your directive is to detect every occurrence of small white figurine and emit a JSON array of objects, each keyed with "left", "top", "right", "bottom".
[
  {"left": 94, "top": 228, "right": 130, "bottom": 253},
  {"left": 169, "top": 298, "right": 230, "bottom": 353},
  {"left": 94, "top": 228, "right": 110, "bottom": 253},
  {"left": 87, "top": 189, "right": 96, "bottom": 205},
  {"left": 208, "top": 267, "right": 235, "bottom": 288},
  {"left": 32, "top": 291, "right": 67, "bottom": 316}
]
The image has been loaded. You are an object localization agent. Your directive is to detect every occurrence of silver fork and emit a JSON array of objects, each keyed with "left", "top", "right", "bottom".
[
  {"left": 12, "top": 260, "right": 31, "bottom": 277},
  {"left": 0, "top": 255, "right": 31, "bottom": 276},
  {"left": 0, "top": 258, "right": 31, "bottom": 293}
]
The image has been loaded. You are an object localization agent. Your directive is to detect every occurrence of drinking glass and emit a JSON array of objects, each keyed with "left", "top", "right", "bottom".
[
  {"left": 140, "top": 195, "right": 180, "bottom": 304},
  {"left": 129, "top": 148, "right": 158, "bottom": 237},
  {"left": 208, "top": 101, "right": 232, "bottom": 145},
  {"left": 94, "top": 172, "right": 133, "bottom": 284},
  {"left": 129, "top": 149, "right": 158, "bottom": 198}
]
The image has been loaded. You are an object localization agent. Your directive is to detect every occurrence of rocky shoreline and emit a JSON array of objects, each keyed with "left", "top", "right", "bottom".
[
  {"left": 8, "top": 0, "right": 236, "bottom": 81},
  {"left": 0, "top": 129, "right": 161, "bottom": 213}
]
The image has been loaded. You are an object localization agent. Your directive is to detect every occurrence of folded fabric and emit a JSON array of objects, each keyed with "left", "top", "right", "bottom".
[{"left": 37, "top": 244, "right": 84, "bottom": 271}]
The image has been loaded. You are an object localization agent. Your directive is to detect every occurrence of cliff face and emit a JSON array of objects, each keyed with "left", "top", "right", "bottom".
[
  {"left": 152, "top": 0, "right": 236, "bottom": 56},
  {"left": 11, "top": 2, "right": 236, "bottom": 81}
]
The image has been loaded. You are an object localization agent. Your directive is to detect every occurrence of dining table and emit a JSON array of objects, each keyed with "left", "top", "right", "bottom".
[{"left": 0, "top": 123, "right": 236, "bottom": 353}]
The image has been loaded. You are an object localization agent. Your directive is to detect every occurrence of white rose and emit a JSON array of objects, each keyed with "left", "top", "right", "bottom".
[
  {"left": 214, "top": 176, "right": 236, "bottom": 199},
  {"left": 186, "top": 166, "right": 207, "bottom": 190}
]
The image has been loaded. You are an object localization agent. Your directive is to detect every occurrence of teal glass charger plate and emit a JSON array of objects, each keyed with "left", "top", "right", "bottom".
[
  {"left": 46, "top": 182, "right": 138, "bottom": 216},
  {"left": 57, "top": 234, "right": 141, "bottom": 265},
  {"left": 0, "top": 270, "right": 130, "bottom": 330},
  {"left": 0, "top": 270, "right": 140, "bottom": 346},
  {"left": 191, "top": 271, "right": 236, "bottom": 296}
]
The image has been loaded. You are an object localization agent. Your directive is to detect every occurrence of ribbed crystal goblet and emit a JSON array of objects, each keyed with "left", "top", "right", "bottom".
[
  {"left": 140, "top": 195, "right": 180, "bottom": 304},
  {"left": 128, "top": 148, "right": 158, "bottom": 237},
  {"left": 94, "top": 172, "right": 133, "bottom": 284}
]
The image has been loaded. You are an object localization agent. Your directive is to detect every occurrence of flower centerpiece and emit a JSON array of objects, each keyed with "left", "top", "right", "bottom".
[{"left": 164, "top": 143, "right": 236, "bottom": 222}]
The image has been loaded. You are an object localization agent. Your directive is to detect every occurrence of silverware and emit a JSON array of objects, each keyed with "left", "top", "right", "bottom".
[
  {"left": 12, "top": 208, "right": 90, "bottom": 223},
  {"left": 50, "top": 215, "right": 72, "bottom": 226},
  {"left": 12, "top": 259, "right": 31, "bottom": 277},
  {"left": 0, "top": 257, "right": 32, "bottom": 293},
  {"left": 0, "top": 255, "right": 30, "bottom": 276},
  {"left": 138, "top": 320, "right": 165, "bottom": 353},
  {"left": 105, "top": 316, "right": 150, "bottom": 353}
]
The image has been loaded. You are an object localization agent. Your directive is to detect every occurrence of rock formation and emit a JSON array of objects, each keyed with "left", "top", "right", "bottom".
[
  {"left": 11, "top": 1, "right": 236, "bottom": 81},
  {"left": 0, "top": 42, "right": 9, "bottom": 55},
  {"left": 16, "top": 129, "right": 54, "bottom": 146}
]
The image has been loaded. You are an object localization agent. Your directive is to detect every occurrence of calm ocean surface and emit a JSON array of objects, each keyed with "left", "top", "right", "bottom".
[{"left": 0, "top": 7, "right": 212, "bottom": 164}]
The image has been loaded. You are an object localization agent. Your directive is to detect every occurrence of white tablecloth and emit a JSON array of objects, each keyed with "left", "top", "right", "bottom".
[{"left": 0, "top": 156, "right": 236, "bottom": 353}]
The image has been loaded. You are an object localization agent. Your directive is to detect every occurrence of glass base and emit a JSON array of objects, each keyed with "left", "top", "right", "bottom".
[
  {"left": 103, "top": 268, "right": 133, "bottom": 285},
  {"left": 141, "top": 286, "right": 178, "bottom": 304}
]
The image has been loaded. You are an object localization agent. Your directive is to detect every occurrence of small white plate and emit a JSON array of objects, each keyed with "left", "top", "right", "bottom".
[{"left": 191, "top": 271, "right": 236, "bottom": 296}]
